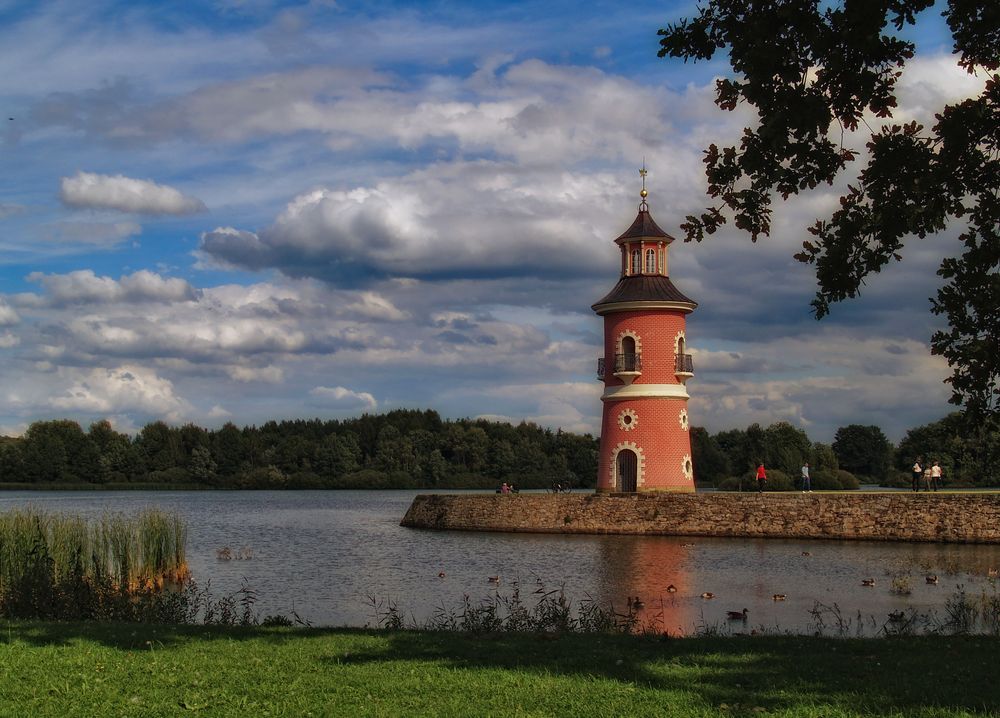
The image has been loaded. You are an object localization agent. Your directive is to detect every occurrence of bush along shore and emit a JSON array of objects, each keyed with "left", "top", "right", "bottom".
[{"left": 0, "top": 507, "right": 292, "bottom": 626}]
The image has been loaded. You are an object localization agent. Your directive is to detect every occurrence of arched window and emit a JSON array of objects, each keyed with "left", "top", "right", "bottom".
[
  {"left": 620, "top": 335, "right": 637, "bottom": 372},
  {"left": 630, "top": 249, "right": 641, "bottom": 275},
  {"left": 645, "top": 249, "right": 656, "bottom": 274},
  {"left": 658, "top": 248, "right": 665, "bottom": 275}
]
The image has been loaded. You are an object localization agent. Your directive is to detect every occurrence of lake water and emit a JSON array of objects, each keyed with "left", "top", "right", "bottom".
[{"left": 2, "top": 489, "right": 999, "bottom": 634}]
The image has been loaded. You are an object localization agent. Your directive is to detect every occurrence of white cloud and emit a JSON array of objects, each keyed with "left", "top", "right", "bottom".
[
  {"left": 343, "top": 292, "right": 409, "bottom": 321},
  {"left": 0, "top": 300, "right": 19, "bottom": 326},
  {"left": 60, "top": 171, "right": 206, "bottom": 215},
  {"left": 26, "top": 269, "right": 198, "bottom": 305},
  {"left": 227, "top": 365, "right": 284, "bottom": 383},
  {"left": 309, "top": 385, "right": 377, "bottom": 411},
  {"left": 0, "top": 332, "right": 19, "bottom": 348},
  {"left": 48, "top": 365, "right": 192, "bottom": 421}
]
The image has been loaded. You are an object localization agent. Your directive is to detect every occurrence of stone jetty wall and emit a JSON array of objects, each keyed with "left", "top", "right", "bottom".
[{"left": 400, "top": 493, "right": 1000, "bottom": 544}]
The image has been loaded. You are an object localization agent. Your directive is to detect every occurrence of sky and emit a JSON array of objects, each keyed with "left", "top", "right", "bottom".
[{"left": 0, "top": 0, "right": 984, "bottom": 443}]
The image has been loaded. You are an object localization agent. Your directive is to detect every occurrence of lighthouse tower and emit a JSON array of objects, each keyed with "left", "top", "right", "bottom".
[{"left": 592, "top": 170, "right": 697, "bottom": 493}]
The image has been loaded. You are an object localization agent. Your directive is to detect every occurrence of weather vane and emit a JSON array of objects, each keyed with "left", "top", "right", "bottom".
[{"left": 639, "top": 160, "right": 648, "bottom": 209}]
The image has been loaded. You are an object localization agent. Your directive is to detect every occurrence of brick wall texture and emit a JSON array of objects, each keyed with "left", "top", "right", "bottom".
[
  {"left": 598, "top": 310, "right": 694, "bottom": 492},
  {"left": 401, "top": 493, "right": 1000, "bottom": 544}
]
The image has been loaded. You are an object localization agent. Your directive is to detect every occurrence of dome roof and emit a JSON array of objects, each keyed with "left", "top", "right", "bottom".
[
  {"left": 591, "top": 275, "right": 697, "bottom": 313},
  {"left": 614, "top": 209, "right": 675, "bottom": 244}
]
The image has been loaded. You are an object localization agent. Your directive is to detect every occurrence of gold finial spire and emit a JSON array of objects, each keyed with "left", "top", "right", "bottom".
[{"left": 639, "top": 160, "right": 648, "bottom": 209}]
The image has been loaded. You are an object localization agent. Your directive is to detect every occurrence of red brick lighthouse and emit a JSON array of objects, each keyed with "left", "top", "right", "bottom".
[{"left": 593, "top": 169, "right": 697, "bottom": 493}]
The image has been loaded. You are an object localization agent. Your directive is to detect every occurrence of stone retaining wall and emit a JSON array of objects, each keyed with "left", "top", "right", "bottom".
[{"left": 400, "top": 493, "right": 1000, "bottom": 543}]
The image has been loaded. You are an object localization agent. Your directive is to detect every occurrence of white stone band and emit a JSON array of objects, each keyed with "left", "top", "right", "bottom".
[{"left": 602, "top": 384, "right": 690, "bottom": 401}]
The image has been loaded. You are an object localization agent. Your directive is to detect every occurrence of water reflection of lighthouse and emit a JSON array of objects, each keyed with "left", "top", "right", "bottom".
[{"left": 594, "top": 536, "right": 694, "bottom": 634}]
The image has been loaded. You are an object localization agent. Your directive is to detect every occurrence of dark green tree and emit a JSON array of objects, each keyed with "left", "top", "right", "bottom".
[
  {"left": 20, "top": 420, "right": 99, "bottom": 483},
  {"left": 659, "top": 1, "right": 1000, "bottom": 416},
  {"left": 832, "top": 424, "right": 893, "bottom": 480},
  {"left": 690, "top": 427, "right": 730, "bottom": 484},
  {"left": 764, "top": 421, "right": 813, "bottom": 476},
  {"left": 896, "top": 412, "right": 999, "bottom": 485},
  {"left": 810, "top": 442, "right": 839, "bottom": 472}
]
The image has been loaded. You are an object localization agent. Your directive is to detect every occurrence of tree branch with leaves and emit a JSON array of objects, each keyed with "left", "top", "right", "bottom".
[{"left": 658, "top": 0, "right": 1000, "bottom": 416}]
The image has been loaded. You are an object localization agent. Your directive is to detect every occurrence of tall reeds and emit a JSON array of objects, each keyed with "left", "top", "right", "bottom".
[{"left": 0, "top": 507, "right": 189, "bottom": 619}]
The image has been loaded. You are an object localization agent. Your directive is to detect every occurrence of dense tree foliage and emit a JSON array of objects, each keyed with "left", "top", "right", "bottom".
[
  {"left": 832, "top": 424, "right": 893, "bottom": 481},
  {"left": 1, "top": 411, "right": 995, "bottom": 489},
  {"left": 659, "top": 1, "right": 1000, "bottom": 416},
  {"left": 896, "top": 412, "right": 1000, "bottom": 485},
  {"left": 0, "top": 410, "right": 598, "bottom": 490}
]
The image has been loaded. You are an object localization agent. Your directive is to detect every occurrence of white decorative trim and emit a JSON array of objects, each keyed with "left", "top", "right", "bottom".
[
  {"left": 615, "top": 329, "right": 642, "bottom": 355},
  {"left": 678, "top": 408, "right": 689, "bottom": 431},
  {"left": 618, "top": 408, "right": 638, "bottom": 431},
  {"left": 674, "top": 330, "right": 687, "bottom": 355},
  {"left": 681, "top": 454, "right": 694, "bottom": 481},
  {"left": 593, "top": 300, "right": 696, "bottom": 315},
  {"left": 602, "top": 384, "right": 690, "bottom": 401},
  {"left": 610, "top": 441, "right": 646, "bottom": 489}
]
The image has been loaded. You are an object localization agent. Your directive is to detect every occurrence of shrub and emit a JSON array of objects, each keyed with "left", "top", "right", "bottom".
[
  {"left": 716, "top": 470, "right": 793, "bottom": 491},
  {"left": 763, "top": 469, "right": 794, "bottom": 491},
  {"left": 835, "top": 469, "right": 860, "bottom": 490},
  {"left": 811, "top": 468, "right": 841, "bottom": 490}
]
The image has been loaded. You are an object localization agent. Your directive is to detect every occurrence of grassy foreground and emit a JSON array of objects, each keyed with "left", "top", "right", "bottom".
[{"left": 0, "top": 623, "right": 997, "bottom": 717}]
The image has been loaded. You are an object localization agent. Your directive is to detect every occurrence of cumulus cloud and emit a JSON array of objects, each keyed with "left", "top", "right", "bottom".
[
  {"left": 60, "top": 171, "right": 206, "bottom": 215},
  {"left": 48, "top": 365, "right": 192, "bottom": 421},
  {"left": 25, "top": 269, "right": 199, "bottom": 306},
  {"left": 198, "top": 164, "right": 639, "bottom": 283},
  {"left": 0, "top": 300, "right": 20, "bottom": 326},
  {"left": 309, "top": 385, "right": 378, "bottom": 411}
]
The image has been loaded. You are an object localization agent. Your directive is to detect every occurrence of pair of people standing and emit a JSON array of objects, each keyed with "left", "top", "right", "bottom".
[
  {"left": 911, "top": 459, "right": 942, "bottom": 491},
  {"left": 753, "top": 463, "right": 813, "bottom": 492}
]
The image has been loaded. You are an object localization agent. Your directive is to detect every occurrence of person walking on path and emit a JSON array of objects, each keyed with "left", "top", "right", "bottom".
[
  {"left": 801, "top": 462, "right": 811, "bottom": 492},
  {"left": 931, "top": 462, "right": 942, "bottom": 492},
  {"left": 756, "top": 463, "right": 767, "bottom": 493},
  {"left": 911, "top": 459, "right": 922, "bottom": 492},
  {"left": 923, "top": 466, "right": 932, "bottom": 491}
]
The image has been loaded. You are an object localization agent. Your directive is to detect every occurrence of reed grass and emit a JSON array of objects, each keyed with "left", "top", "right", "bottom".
[{"left": 0, "top": 507, "right": 189, "bottom": 619}]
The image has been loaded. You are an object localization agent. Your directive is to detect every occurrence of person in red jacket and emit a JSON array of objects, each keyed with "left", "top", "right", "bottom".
[{"left": 756, "top": 463, "right": 767, "bottom": 493}]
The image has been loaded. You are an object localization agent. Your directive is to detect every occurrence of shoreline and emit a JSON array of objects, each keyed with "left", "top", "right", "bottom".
[{"left": 402, "top": 492, "right": 1000, "bottom": 544}]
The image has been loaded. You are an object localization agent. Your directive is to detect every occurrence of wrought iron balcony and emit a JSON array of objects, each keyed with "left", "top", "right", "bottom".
[
  {"left": 615, "top": 353, "right": 641, "bottom": 373},
  {"left": 598, "top": 353, "right": 642, "bottom": 380},
  {"left": 675, "top": 353, "right": 694, "bottom": 375}
]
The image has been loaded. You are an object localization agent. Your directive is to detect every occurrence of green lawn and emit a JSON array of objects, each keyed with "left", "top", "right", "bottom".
[{"left": 0, "top": 622, "right": 997, "bottom": 717}]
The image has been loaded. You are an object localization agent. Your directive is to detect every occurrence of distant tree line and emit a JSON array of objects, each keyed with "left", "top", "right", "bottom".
[
  {"left": 693, "top": 414, "right": 1000, "bottom": 489},
  {"left": 0, "top": 410, "right": 598, "bottom": 490},
  {"left": 0, "top": 410, "right": 995, "bottom": 490}
]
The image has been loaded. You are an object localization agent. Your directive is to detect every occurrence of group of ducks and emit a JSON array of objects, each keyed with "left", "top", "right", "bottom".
[{"left": 860, "top": 575, "right": 944, "bottom": 587}]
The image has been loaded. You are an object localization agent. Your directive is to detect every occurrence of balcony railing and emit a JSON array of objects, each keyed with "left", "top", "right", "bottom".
[
  {"left": 597, "top": 354, "right": 642, "bottom": 380},
  {"left": 615, "top": 353, "right": 641, "bottom": 373},
  {"left": 675, "top": 353, "right": 694, "bottom": 374}
]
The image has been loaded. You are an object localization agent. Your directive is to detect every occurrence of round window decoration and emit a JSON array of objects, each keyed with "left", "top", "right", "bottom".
[
  {"left": 682, "top": 454, "right": 694, "bottom": 481},
  {"left": 618, "top": 408, "right": 638, "bottom": 431},
  {"left": 678, "top": 409, "right": 689, "bottom": 431}
]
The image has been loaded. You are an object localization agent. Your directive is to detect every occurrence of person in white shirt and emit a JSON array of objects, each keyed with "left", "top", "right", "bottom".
[{"left": 930, "top": 462, "right": 942, "bottom": 492}]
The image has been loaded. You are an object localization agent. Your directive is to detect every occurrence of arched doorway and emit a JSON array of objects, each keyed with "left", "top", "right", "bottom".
[{"left": 617, "top": 449, "right": 638, "bottom": 492}]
